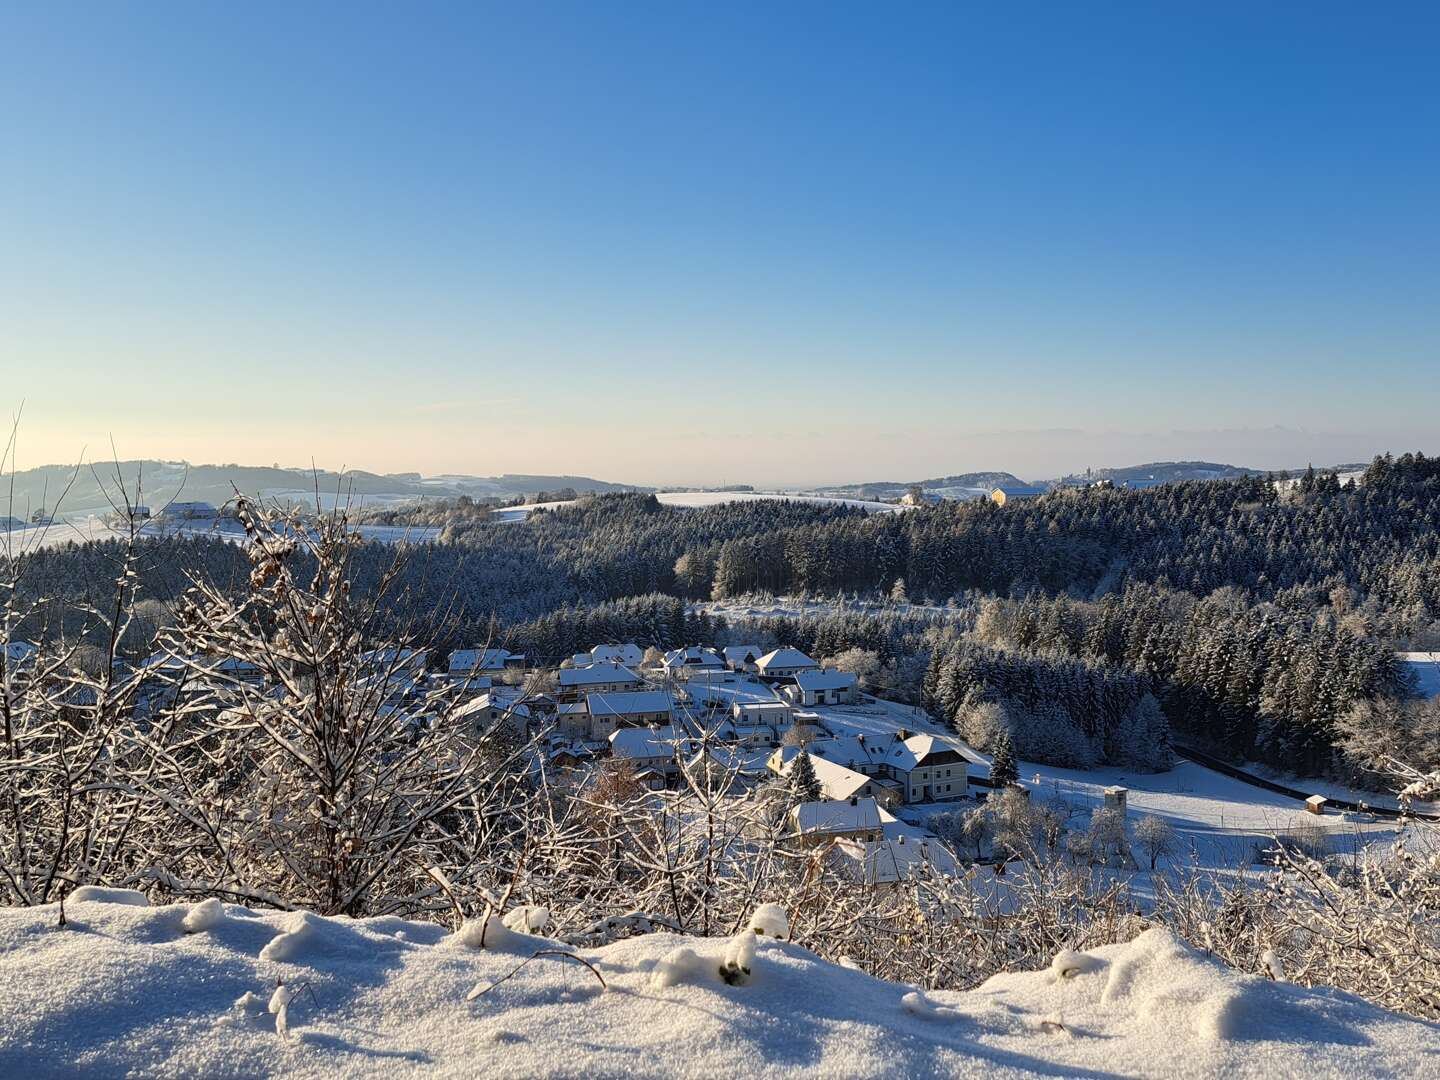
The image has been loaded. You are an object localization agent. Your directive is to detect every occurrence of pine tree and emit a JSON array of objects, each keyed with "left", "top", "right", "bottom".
[
  {"left": 788, "top": 751, "right": 822, "bottom": 805},
  {"left": 990, "top": 732, "right": 1019, "bottom": 787}
]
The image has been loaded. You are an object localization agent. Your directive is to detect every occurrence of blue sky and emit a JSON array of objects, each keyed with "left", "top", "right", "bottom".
[{"left": 2, "top": 2, "right": 1437, "bottom": 485}]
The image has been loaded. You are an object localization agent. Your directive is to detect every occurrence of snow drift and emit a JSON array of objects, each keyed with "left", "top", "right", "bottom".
[{"left": 0, "top": 896, "right": 1434, "bottom": 1078}]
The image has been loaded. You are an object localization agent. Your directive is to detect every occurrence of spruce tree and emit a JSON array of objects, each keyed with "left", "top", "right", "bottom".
[
  {"left": 990, "top": 732, "right": 1019, "bottom": 787},
  {"left": 788, "top": 751, "right": 822, "bottom": 804}
]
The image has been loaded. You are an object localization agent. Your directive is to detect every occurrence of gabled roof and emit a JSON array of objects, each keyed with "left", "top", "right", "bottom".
[
  {"left": 773, "top": 752, "right": 871, "bottom": 800},
  {"left": 609, "top": 726, "right": 698, "bottom": 760},
  {"left": 755, "top": 647, "right": 818, "bottom": 673},
  {"left": 590, "top": 644, "right": 645, "bottom": 667},
  {"left": 722, "top": 645, "right": 763, "bottom": 665},
  {"left": 585, "top": 690, "right": 674, "bottom": 717},
  {"left": 662, "top": 646, "right": 724, "bottom": 668},
  {"left": 792, "top": 670, "right": 857, "bottom": 692},
  {"left": 455, "top": 693, "right": 530, "bottom": 722},
  {"left": 448, "top": 648, "right": 514, "bottom": 673},
  {"left": 884, "top": 733, "right": 966, "bottom": 771},
  {"left": 558, "top": 662, "right": 642, "bottom": 687},
  {"left": 360, "top": 647, "right": 429, "bottom": 669},
  {"left": 791, "top": 798, "right": 881, "bottom": 835}
]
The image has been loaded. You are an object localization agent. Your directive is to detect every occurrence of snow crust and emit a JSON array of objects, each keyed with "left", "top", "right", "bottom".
[{"left": 0, "top": 897, "right": 1433, "bottom": 1078}]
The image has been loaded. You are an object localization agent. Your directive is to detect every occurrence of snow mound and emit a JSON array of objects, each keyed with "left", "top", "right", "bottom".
[
  {"left": 67, "top": 885, "right": 148, "bottom": 906},
  {"left": 0, "top": 904, "right": 1433, "bottom": 1077}
]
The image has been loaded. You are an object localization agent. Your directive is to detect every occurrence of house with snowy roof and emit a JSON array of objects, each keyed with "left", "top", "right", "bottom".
[
  {"left": 609, "top": 726, "right": 701, "bottom": 777},
  {"left": 790, "top": 797, "right": 883, "bottom": 845},
  {"left": 360, "top": 647, "right": 430, "bottom": 675},
  {"left": 557, "top": 662, "right": 644, "bottom": 699},
  {"left": 844, "top": 833, "right": 960, "bottom": 885},
  {"left": 589, "top": 644, "right": 646, "bottom": 668},
  {"left": 783, "top": 669, "right": 859, "bottom": 706},
  {"left": 456, "top": 693, "right": 532, "bottom": 739},
  {"left": 660, "top": 646, "right": 726, "bottom": 680},
  {"left": 754, "top": 647, "right": 819, "bottom": 679},
  {"left": 584, "top": 690, "right": 675, "bottom": 739},
  {"left": 722, "top": 645, "right": 764, "bottom": 672},
  {"left": 731, "top": 700, "right": 793, "bottom": 729},
  {"left": 768, "top": 749, "right": 902, "bottom": 807},
  {"left": 769, "top": 731, "right": 968, "bottom": 804},
  {"left": 447, "top": 648, "right": 522, "bottom": 680}
]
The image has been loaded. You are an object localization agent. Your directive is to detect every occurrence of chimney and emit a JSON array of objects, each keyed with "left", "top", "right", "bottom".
[
  {"left": 897, "top": 834, "right": 905, "bottom": 846},
  {"left": 849, "top": 796, "right": 857, "bottom": 806}
]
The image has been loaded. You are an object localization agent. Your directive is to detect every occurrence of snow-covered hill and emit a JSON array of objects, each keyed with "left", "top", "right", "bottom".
[{"left": 0, "top": 894, "right": 1433, "bottom": 1078}]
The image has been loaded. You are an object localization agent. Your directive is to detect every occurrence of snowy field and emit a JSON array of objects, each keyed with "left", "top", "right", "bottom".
[
  {"left": 1399, "top": 652, "right": 1440, "bottom": 698},
  {"left": 1, "top": 515, "right": 441, "bottom": 551},
  {"left": 1, "top": 895, "right": 1433, "bottom": 1078},
  {"left": 812, "top": 699, "right": 1412, "bottom": 869}
]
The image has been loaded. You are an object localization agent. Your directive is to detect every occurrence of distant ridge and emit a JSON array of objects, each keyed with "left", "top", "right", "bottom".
[{"left": 0, "top": 460, "right": 646, "bottom": 518}]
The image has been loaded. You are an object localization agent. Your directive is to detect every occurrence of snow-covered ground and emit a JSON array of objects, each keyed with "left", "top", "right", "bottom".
[
  {"left": 495, "top": 490, "right": 907, "bottom": 523},
  {"left": 814, "top": 700, "right": 1409, "bottom": 869},
  {"left": 1398, "top": 651, "right": 1440, "bottom": 698},
  {"left": 1, "top": 895, "right": 1433, "bottom": 1078},
  {"left": 1, "top": 515, "right": 441, "bottom": 551}
]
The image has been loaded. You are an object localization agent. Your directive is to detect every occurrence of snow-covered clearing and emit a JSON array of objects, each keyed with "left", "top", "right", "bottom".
[
  {"left": 1, "top": 896, "right": 1433, "bottom": 1078},
  {"left": 497, "top": 490, "right": 907, "bottom": 523},
  {"left": 815, "top": 699, "right": 1408, "bottom": 869},
  {"left": 1398, "top": 651, "right": 1440, "bottom": 698}
]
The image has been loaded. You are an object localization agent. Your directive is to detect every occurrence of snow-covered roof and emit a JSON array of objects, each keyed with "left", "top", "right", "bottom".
[
  {"left": 609, "top": 726, "right": 698, "bottom": 760},
  {"left": 722, "top": 645, "right": 762, "bottom": 665},
  {"left": 773, "top": 752, "right": 872, "bottom": 800},
  {"left": 845, "top": 835, "right": 960, "bottom": 883},
  {"left": 793, "top": 670, "right": 858, "bottom": 692},
  {"left": 733, "top": 700, "right": 791, "bottom": 716},
  {"left": 662, "top": 646, "right": 724, "bottom": 669},
  {"left": 883, "top": 733, "right": 965, "bottom": 771},
  {"left": 448, "top": 648, "right": 514, "bottom": 673},
  {"left": 755, "top": 647, "right": 818, "bottom": 673},
  {"left": 590, "top": 644, "right": 645, "bottom": 667},
  {"left": 558, "top": 662, "right": 642, "bottom": 687},
  {"left": 585, "top": 690, "right": 674, "bottom": 717},
  {"left": 791, "top": 797, "right": 881, "bottom": 835},
  {"left": 455, "top": 693, "right": 530, "bottom": 722},
  {"left": 1, "top": 641, "right": 36, "bottom": 665}
]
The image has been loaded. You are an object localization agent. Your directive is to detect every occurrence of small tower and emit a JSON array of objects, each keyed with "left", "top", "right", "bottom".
[{"left": 1103, "top": 786, "right": 1128, "bottom": 815}]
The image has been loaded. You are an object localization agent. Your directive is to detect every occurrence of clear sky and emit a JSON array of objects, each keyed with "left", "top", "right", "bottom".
[{"left": 2, "top": 2, "right": 1437, "bottom": 486}]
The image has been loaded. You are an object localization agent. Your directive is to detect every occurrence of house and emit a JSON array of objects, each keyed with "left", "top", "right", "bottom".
[
  {"left": 846, "top": 833, "right": 960, "bottom": 885},
  {"left": 731, "top": 700, "right": 793, "bottom": 728},
  {"left": 456, "top": 693, "right": 532, "bottom": 738},
  {"left": 989, "top": 485, "right": 1045, "bottom": 506},
  {"left": 722, "top": 645, "right": 764, "bottom": 672},
  {"left": 767, "top": 748, "right": 903, "bottom": 807},
  {"left": 584, "top": 690, "right": 675, "bottom": 739},
  {"left": 899, "top": 490, "right": 942, "bottom": 506},
  {"left": 660, "top": 647, "right": 726, "bottom": 680},
  {"left": 785, "top": 669, "right": 859, "bottom": 706},
  {"left": 609, "top": 726, "right": 701, "bottom": 777},
  {"left": 875, "top": 733, "right": 969, "bottom": 803},
  {"left": 448, "top": 648, "right": 522, "bottom": 680},
  {"left": 130, "top": 505, "right": 152, "bottom": 521},
  {"left": 754, "top": 647, "right": 819, "bottom": 679},
  {"left": 789, "top": 798, "right": 883, "bottom": 845},
  {"left": 770, "top": 731, "right": 969, "bottom": 805},
  {"left": 589, "top": 644, "right": 645, "bottom": 668},
  {"left": 553, "top": 701, "right": 591, "bottom": 740},
  {"left": 557, "top": 662, "right": 644, "bottom": 699}
]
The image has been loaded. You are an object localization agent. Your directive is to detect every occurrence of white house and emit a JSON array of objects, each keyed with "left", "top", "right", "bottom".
[
  {"left": 768, "top": 748, "right": 902, "bottom": 807},
  {"left": 722, "top": 645, "right": 764, "bottom": 672},
  {"left": 609, "top": 726, "right": 701, "bottom": 777},
  {"left": 789, "top": 798, "right": 883, "bottom": 845},
  {"left": 731, "top": 700, "right": 793, "bottom": 728},
  {"left": 557, "top": 662, "right": 644, "bottom": 698},
  {"left": 754, "top": 647, "right": 819, "bottom": 679},
  {"left": 845, "top": 833, "right": 960, "bottom": 885},
  {"left": 584, "top": 690, "right": 675, "bottom": 739},
  {"left": 770, "top": 732, "right": 968, "bottom": 805},
  {"left": 455, "top": 693, "right": 532, "bottom": 739},
  {"left": 589, "top": 643, "right": 645, "bottom": 668},
  {"left": 661, "top": 647, "right": 726, "bottom": 680},
  {"left": 785, "top": 670, "right": 859, "bottom": 706},
  {"left": 448, "top": 648, "right": 522, "bottom": 680}
]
